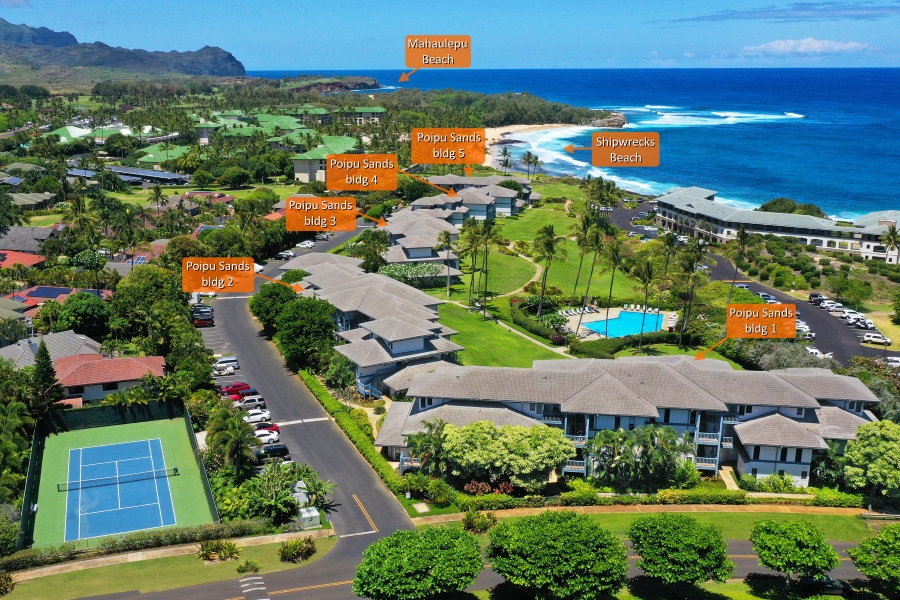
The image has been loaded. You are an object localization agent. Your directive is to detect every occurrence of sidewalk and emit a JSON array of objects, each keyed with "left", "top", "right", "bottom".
[{"left": 411, "top": 504, "right": 864, "bottom": 526}]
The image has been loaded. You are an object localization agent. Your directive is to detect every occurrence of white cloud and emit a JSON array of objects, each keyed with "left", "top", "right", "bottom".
[
  {"left": 683, "top": 52, "right": 695, "bottom": 58},
  {"left": 742, "top": 37, "right": 868, "bottom": 55}
]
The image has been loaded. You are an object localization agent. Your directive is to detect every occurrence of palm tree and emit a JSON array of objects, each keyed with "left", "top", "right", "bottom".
[
  {"left": 653, "top": 232, "right": 680, "bottom": 316},
  {"left": 150, "top": 185, "right": 167, "bottom": 213},
  {"left": 0, "top": 317, "right": 26, "bottom": 347},
  {"left": 478, "top": 218, "right": 506, "bottom": 320},
  {"left": 498, "top": 147, "right": 511, "bottom": 173},
  {"left": 880, "top": 225, "right": 900, "bottom": 268},
  {"left": 601, "top": 236, "right": 628, "bottom": 339},
  {"left": 569, "top": 210, "right": 596, "bottom": 307},
  {"left": 575, "top": 226, "right": 604, "bottom": 334},
  {"left": 528, "top": 155, "right": 543, "bottom": 181},
  {"left": 675, "top": 239, "right": 711, "bottom": 348},
  {"left": 206, "top": 408, "right": 261, "bottom": 473},
  {"left": 459, "top": 221, "right": 483, "bottom": 311},
  {"left": 113, "top": 204, "right": 148, "bottom": 269},
  {"left": 60, "top": 194, "right": 98, "bottom": 237},
  {"left": 531, "top": 224, "right": 568, "bottom": 318},
  {"left": 521, "top": 151, "right": 536, "bottom": 178},
  {"left": 724, "top": 225, "right": 755, "bottom": 305},
  {"left": 406, "top": 419, "right": 447, "bottom": 477},
  {"left": 631, "top": 257, "right": 660, "bottom": 352},
  {"left": 434, "top": 230, "right": 457, "bottom": 298}
]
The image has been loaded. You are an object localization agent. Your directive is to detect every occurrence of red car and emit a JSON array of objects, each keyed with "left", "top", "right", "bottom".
[
  {"left": 220, "top": 382, "right": 250, "bottom": 394},
  {"left": 227, "top": 388, "right": 259, "bottom": 401},
  {"left": 254, "top": 422, "right": 280, "bottom": 433}
]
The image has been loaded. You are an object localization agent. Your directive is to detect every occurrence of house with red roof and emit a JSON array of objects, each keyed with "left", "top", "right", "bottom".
[
  {"left": 55, "top": 354, "right": 165, "bottom": 404},
  {"left": 5, "top": 287, "right": 112, "bottom": 319},
  {"left": 0, "top": 251, "right": 45, "bottom": 269}
]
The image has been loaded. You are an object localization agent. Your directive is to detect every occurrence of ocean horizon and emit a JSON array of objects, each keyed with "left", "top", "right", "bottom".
[{"left": 248, "top": 68, "right": 900, "bottom": 220}]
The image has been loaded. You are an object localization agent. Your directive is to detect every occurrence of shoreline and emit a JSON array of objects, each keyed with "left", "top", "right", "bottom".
[{"left": 482, "top": 123, "right": 579, "bottom": 167}]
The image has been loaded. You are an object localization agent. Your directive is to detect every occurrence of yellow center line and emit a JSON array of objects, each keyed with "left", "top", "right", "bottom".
[
  {"left": 352, "top": 494, "right": 379, "bottom": 533},
  {"left": 269, "top": 579, "right": 354, "bottom": 595}
]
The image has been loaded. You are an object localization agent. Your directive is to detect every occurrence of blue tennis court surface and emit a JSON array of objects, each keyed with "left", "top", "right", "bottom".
[
  {"left": 583, "top": 310, "right": 664, "bottom": 338},
  {"left": 64, "top": 439, "right": 177, "bottom": 541}
]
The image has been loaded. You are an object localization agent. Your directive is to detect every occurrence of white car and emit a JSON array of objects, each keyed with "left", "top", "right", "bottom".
[
  {"left": 757, "top": 293, "right": 775, "bottom": 301},
  {"left": 885, "top": 357, "right": 900, "bottom": 368},
  {"left": 242, "top": 409, "right": 272, "bottom": 423},
  {"left": 840, "top": 310, "right": 863, "bottom": 319},
  {"left": 863, "top": 333, "right": 892, "bottom": 346},
  {"left": 254, "top": 263, "right": 264, "bottom": 273},
  {"left": 805, "top": 347, "right": 834, "bottom": 359},
  {"left": 254, "top": 430, "right": 280, "bottom": 444},
  {"left": 857, "top": 319, "right": 876, "bottom": 330},
  {"left": 296, "top": 240, "right": 315, "bottom": 249},
  {"left": 276, "top": 250, "right": 296, "bottom": 259}
]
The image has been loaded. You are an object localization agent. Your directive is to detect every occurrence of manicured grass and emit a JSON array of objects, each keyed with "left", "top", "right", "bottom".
[
  {"left": 8, "top": 537, "right": 337, "bottom": 600},
  {"left": 396, "top": 494, "right": 461, "bottom": 518},
  {"left": 500, "top": 208, "right": 574, "bottom": 243},
  {"left": 437, "top": 303, "right": 565, "bottom": 367},
  {"left": 33, "top": 419, "right": 214, "bottom": 547},
  {"left": 615, "top": 343, "right": 744, "bottom": 370},
  {"left": 425, "top": 253, "right": 537, "bottom": 301},
  {"left": 867, "top": 312, "right": 900, "bottom": 351},
  {"left": 25, "top": 214, "right": 61, "bottom": 227}
]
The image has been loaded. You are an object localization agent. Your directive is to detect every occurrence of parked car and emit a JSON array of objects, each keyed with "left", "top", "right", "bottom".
[
  {"left": 220, "top": 382, "right": 250, "bottom": 394},
  {"left": 884, "top": 356, "right": 900, "bottom": 368},
  {"left": 254, "top": 263, "right": 264, "bottom": 273},
  {"left": 757, "top": 293, "right": 775, "bottom": 301},
  {"left": 798, "top": 574, "right": 852, "bottom": 596},
  {"left": 627, "top": 231, "right": 640, "bottom": 238},
  {"left": 735, "top": 284, "right": 750, "bottom": 290},
  {"left": 228, "top": 388, "right": 260, "bottom": 401},
  {"left": 805, "top": 348, "right": 834, "bottom": 359},
  {"left": 809, "top": 293, "right": 826, "bottom": 302},
  {"left": 233, "top": 395, "right": 266, "bottom": 410},
  {"left": 276, "top": 251, "right": 295, "bottom": 260},
  {"left": 255, "top": 443, "right": 290, "bottom": 463},
  {"left": 192, "top": 315, "right": 214, "bottom": 327},
  {"left": 191, "top": 303, "right": 214, "bottom": 314},
  {"left": 797, "top": 331, "right": 816, "bottom": 340},
  {"left": 213, "top": 364, "right": 235, "bottom": 377},
  {"left": 839, "top": 309, "right": 863, "bottom": 319},
  {"left": 857, "top": 319, "right": 876, "bottom": 330},
  {"left": 315, "top": 233, "right": 329, "bottom": 241},
  {"left": 214, "top": 356, "right": 240, "bottom": 371},
  {"left": 242, "top": 409, "right": 271, "bottom": 424},
  {"left": 296, "top": 240, "right": 315, "bottom": 249},
  {"left": 821, "top": 301, "right": 844, "bottom": 311},
  {"left": 254, "top": 430, "right": 280, "bottom": 444},
  {"left": 253, "top": 422, "right": 280, "bottom": 433},
  {"left": 812, "top": 296, "right": 829, "bottom": 306},
  {"left": 863, "top": 332, "right": 892, "bottom": 346},
  {"left": 637, "top": 212, "right": 649, "bottom": 217}
]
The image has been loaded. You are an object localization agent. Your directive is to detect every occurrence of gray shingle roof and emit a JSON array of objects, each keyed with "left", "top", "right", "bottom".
[
  {"left": 337, "top": 328, "right": 369, "bottom": 343},
  {"left": 0, "top": 227, "right": 57, "bottom": 254},
  {"left": 335, "top": 336, "right": 463, "bottom": 368},
  {"left": 360, "top": 317, "right": 436, "bottom": 342},
  {"left": 800, "top": 404, "right": 875, "bottom": 441},
  {"left": 382, "top": 360, "right": 460, "bottom": 393},
  {"left": 770, "top": 369, "right": 880, "bottom": 403},
  {"left": 668, "top": 363, "right": 821, "bottom": 408},
  {"left": 0, "top": 330, "right": 101, "bottom": 368},
  {"left": 373, "top": 400, "right": 414, "bottom": 447},
  {"left": 734, "top": 413, "right": 828, "bottom": 449},
  {"left": 278, "top": 252, "right": 362, "bottom": 271},
  {"left": 561, "top": 372, "right": 659, "bottom": 417}
]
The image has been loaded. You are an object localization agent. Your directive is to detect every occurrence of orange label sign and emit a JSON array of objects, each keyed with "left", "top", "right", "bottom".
[
  {"left": 406, "top": 35, "right": 471, "bottom": 68},
  {"left": 182, "top": 258, "right": 254, "bottom": 293},
  {"left": 591, "top": 132, "right": 660, "bottom": 167},
  {"left": 285, "top": 196, "right": 357, "bottom": 231},
  {"left": 411, "top": 128, "right": 485, "bottom": 164},
  {"left": 726, "top": 304, "right": 797, "bottom": 339},
  {"left": 325, "top": 154, "right": 398, "bottom": 191}
]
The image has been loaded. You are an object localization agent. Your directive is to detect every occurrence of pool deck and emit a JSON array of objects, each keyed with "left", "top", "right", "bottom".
[{"left": 569, "top": 306, "right": 678, "bottom": 341}]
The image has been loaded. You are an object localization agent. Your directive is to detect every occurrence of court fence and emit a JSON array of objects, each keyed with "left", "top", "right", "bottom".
[{"left": 18, "top": 399, "right": 219, "bottom": 550}]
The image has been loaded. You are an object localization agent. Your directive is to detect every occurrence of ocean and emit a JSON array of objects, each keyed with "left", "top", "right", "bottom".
[{"left": 247, "top": 69, "right": 900, "bottom": 220}]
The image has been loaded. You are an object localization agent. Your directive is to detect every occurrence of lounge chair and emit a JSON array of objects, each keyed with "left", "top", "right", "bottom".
[{"left": 623, "top": 304, "right": 628, "bottom": 309}]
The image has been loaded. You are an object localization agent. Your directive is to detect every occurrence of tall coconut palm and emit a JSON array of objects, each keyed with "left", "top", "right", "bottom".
[
  {"left": 206, "top": 408, "right": 261, "bottom": 473},
  {"left": 113, "top": 204, "right": 148, "bottom": 268},
  {"left": 631, "top": 257, "right": 661, "bottom": 352},
  {"left": 498, "top": 146, "right": 511, "bottom": 173},
  {"left": 675, "top": 239, "right": 711, "bottom": 348},
  {"left": 654, "top": 232, "right": 680, "bottom": 315},
  {"left": 724, "top": 224, "right": 755, "bottom": 305},
  {"left": 601, "top": 236, "right": 628, "bottom": 339},
  {"left": 434, "top": 230, "right": 457, "bottom": 298},
  {"left": 531, "top": 224, "right": 568, "bottom": 318},
  {"left": 478, "top": 218, "right": 506, "bottom": 320},
  {"left": 880, "top": 225, "right": 900, "bottom": 268},
  {"left": 521, "top": 151, "right": 536, "bottom": 178},
  {"left": 150, "top": 185, "right": 167, "bottom": 213},
  {"left": 459, "top": 221, "right": 482, "bottom": 311},
  {"left": 60, "top": 194, "right": 98, "bottom": 238},
  {"left": 575, "top": 226, "right": 605, "bottom": 334},
  {"left": 569, "top": 210, "right": 597, "bottom": 307}
]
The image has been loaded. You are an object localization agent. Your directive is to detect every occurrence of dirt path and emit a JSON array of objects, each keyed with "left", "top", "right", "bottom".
[{"left": 564, "top": 199, "right": 572, "bottom": 214}]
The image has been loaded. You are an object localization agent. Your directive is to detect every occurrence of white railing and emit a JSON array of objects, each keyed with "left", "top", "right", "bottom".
[
  {"left": 564, "top": 460, "right": 586, "bottom": 471},
  {"left": 721, "top": 437, "right": 734, "bottom": 448},
  {"left": 697, "top": 432, "right": 719, "bottom": 443},
  {"left": 542, "top": 414, "right": 564, "bottom": 425},
  {"left": 695, "top": 457, "right": 717, "bottom": 468},
  {"left": 566, "top": 435, "right": 588, "bottom": 445}
]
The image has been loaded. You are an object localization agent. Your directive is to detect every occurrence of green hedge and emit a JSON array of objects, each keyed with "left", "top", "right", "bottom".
[
  {"left": 298, "top": 370, "right": 405, "bottom": 494},
  {"left": 509, "top": 302, "right": 556, "bottom": 340},
  {"left": 569, "top": 331, "right": 688, "bottom": 359},
  {"left": 350, "top": 408, "right": 374, "bottom": 441},
  {"left": 806, "top": 487, "right": 866, "bottom": 508},
  {"left": 656, "top": 489, "right": 749, "bottom": 505}
]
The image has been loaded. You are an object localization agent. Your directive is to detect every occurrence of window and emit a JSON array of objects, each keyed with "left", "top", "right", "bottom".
[
  {"left": 529, "top": 403, "right": 542, "bottom": 413},
  {"left": 628, "top": 422, "right": 635, "bottom": 431},
  {"left": 738, "top": 405, "right": 753, "bottom": 416},
  {"left": 738, "top": 405, "right": 745, "bottom": 416},
  {"left": 752, "top": 446, "right": 760, "bottom": 460},
  {"left": 751, "top": 468, "right": 758, "bottom": 478},
  {"left": 419, "top": 397, "right": 433, "bottom": 409},
  {"left": 795, "top": 448, "right": 803, "bottom": 463},
  {"left": 796, "top": 408, "right": 804, "bottom": 417},
  {"left": 614, "top": 417, "right": 621, "bottom": 430},
  {"left": 780, "top": 448, "right": 789, "bottom": 462},
  {"left": 801, "top": 471, "right": 808, "bottom": 480},
  {"left": 778, "top": 470, "right": 785, "bottom": 476},
  {"left": 102, "top": 382, "right": 118, "bottom": 391},
  {"left": 67, "top": 386, "right": 84, "bottom": 395},
  {"left": 663, "top": 409, "right": 671, "bottom": 423}
]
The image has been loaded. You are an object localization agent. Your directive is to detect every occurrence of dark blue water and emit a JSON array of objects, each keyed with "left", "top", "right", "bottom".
[{"left": 249, "top": 69, "right": 900, "bottom": 219}]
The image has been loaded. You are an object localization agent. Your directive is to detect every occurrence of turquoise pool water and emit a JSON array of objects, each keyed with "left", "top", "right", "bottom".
[{"left": 583, "top": 310, "right": 664, "bottom": 338}]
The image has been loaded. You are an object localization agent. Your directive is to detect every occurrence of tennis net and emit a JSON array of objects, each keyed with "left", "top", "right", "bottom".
[{"left": 58, "top": 467, "right": 178, "bottom": 492}]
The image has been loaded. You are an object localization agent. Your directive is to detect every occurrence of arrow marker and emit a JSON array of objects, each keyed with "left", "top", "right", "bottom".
[
  {"left": 357, "top": 211, "right": 388, "bottom": 227},
  {"left": 463, "top": 166, "right": 474, "bottom": 177},
  {"left": 255, "top": 273, "right": 303, "bottom": 293},
  {"left": 399, "top": 171, "right": 457, "bottom": 196},
  {"left": 398, "top": 68, "right": 420, "bottom": 82},
  {"left": 695, "top": 337, "right": 727, "bottom": 361},
  {"left": 563, "top": 144, "right": 592, "bottom": 154}
]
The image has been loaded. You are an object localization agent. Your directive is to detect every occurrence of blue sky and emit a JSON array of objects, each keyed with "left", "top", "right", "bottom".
[{"left": 1, "top": 0, "right": 899, "bottom": 69}]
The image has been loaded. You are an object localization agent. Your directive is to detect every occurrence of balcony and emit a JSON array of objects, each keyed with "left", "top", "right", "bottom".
[
  {"left": 563, "top": 460, "right": 586, "bottom": 472},
  {"left": 566, "top": 435, "right": 588, "bottom": 446},
  {"left": 722, "top": 412, "right": 740, "bottom": 423},
  {"left": 721, "top": 437, "right": 734, "bottom": 449},
  {"left": 695, "top": 457, "right": 717, "bottom": 470},
  {"left": 542, "top": 413, "right": 564, "bottom": 425},
  {"left": 697, "top": 432, "right": 719, "bottom": 444}
]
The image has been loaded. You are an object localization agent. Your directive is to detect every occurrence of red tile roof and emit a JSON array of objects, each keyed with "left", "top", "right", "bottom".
[
  {"left": 55, "top": 355, "right": 165, "bottom": 387},
  {"left": 264, "top": 210, "right": 286, "bottom": 221},
  {"left": 4, "top": 287, "right": 112, "bottom": 309},
  {"left": 0, "top": 251, "right": 45, "bottom": 268}
]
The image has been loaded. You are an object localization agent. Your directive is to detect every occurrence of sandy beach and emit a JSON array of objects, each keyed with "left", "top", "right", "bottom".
[{"left": 482, "top": 123, "right": 576, "bottom": 166}]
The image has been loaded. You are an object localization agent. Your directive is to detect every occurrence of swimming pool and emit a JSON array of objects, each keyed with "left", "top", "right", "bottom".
[{"left": 583, "top": 310, "right": 664, "bottom": 338}]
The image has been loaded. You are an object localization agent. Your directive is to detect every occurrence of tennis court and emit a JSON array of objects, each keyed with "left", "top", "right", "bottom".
[{"left": 64, "top": 440, "right": 178, "bottom": 541}]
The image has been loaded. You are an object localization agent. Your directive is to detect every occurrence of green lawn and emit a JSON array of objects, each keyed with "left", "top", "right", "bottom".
[
  {"left": 33, "top": 419, "right": 215, "bottom": 547},
  {"left": 425, "top": 253, "right": 537, "bottom": 301},
  {"left": 8, "top": 537, "right": 337, "bottom": 600},
  {"left": 438, "top": 303, "right": 565, "bottom": 367},
  {"left": 615, "top": 343, "right": 744, "bottom": 370},
  {"left": 500, "top": 208, "right": 574, "bottom": 243}
]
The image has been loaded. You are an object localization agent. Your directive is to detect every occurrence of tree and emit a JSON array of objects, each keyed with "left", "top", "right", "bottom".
[
  {"left": 324, "top": 353, "right": 355, "bottom": 390},
  {"left": 274, "top": 297, "right": 336, "bottom": 370},
  {"left": 280, "top": 269, "right": 310, "bottom": 285},
  {"left": 586, "top": 425, "right": 692, "bottom": 492},
  {"left": 487, "top": 511, "right": 628, "bottom": 600},
  {"left": 56, "top": 291, "right": 110, "bottom": 340},
  {"left": 750, "top": 520, "right": 839, "bottom": 585},
  {"left": 724, "top": 225, "right": 756, "bottom": 305},
  {"left": 568, "top": 210, "right": 596, "bottom": 307},
  {"left": 248, "top": 282, "right": 295, "bottom": 337},
  {"left": 574, "top": 225, "right": 604, "bottom": 334},
  {"left": 110, "top": 265, "right": 185, "bottom": 339},
  {"left": 601, "top": 235, "right": 627, "bottom": 338},
  {"left": 206, "top": 408, "right": 260, "bottom": 474},
  {"left": 442, "top": 421, "right": 576, "bottom": 492},
  {"left": 0, "top": 318, "right": 26, "bottom": 347},
  {"left": 192, "top": 170, "right": 214, "bottom": 190},
  {"left": 848, "top": 523, "right": 900, "bottom": 596},
  {"left": 406, "top": 419, "right": 448, "bottom": 477},
  {"left": 653, "top": 232, "right": 680, "bottom": 315},
  {"left": 843, "top": 420, "right": 900, "bottom": 499},
  {"left": 458, "top": 221, "right": 482, "bottom": 311},
  {"left": 531, "top": 224, "right": 567, "bottom": 318},
  {"left": 628, "top": 513, "right": 733, "bottom": 589},
  {"left": 0, "top": 189, "right": 29, "bottom": 231},
  {"left": 434, "top": 230, "right": 456, "bottom": 297},
  {"left": 28, "top": 339, "right": 65, "bottom": 419},
  {"left": 675, "top": 239, "right": 710, "bottom": 348},
  {"left": 812, "top": 440, "right": 846, "bottom": 488},
  {"left": 352, "top": 528, "right": 482, "bottom": 600},
  {"left": 219, "top": 166, "right": 251, "bottom": 189},
  {"left": 584, "top": 178, "right": 620, "bottom": 229},
  {"left": 631, "top": 256, "right": 660, "bottom": 352},
  {"left": 149, "top": 185, "right": 167, "bottom": 213},
  {"left": 477, "top": 218, "right": 505, "bottom": 320}
]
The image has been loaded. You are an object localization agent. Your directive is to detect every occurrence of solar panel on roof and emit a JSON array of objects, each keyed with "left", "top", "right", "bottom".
[
  {"left": 133, "top": 256, "right": 147, "bottom": 264},
  {"left": 81, "top": 289, "right": 102, "bottom": 297},
  {"left": 106, "top": 166, "right": 189, "bottom": 180},
  {"left": 28, "top": 286, "right": 71, "bottom": 298}
]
